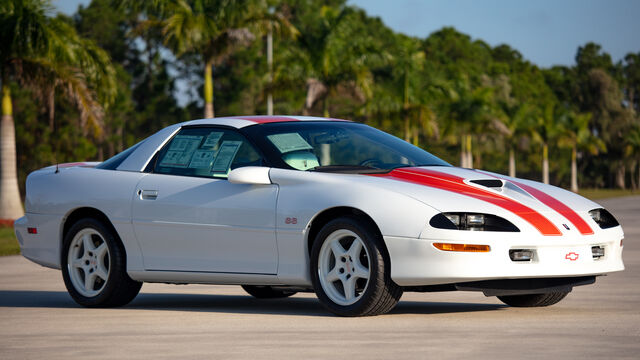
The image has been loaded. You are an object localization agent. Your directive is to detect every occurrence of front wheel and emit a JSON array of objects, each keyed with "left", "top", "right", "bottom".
[
  {"left": 310, "top": 217, "right": 402, "bottom": 316},
  {"left": 497, "top": 291, "right": 569, "bottom": 307},
  {"left": 61, "top": 218, "right": 142, "bottom": 307}
]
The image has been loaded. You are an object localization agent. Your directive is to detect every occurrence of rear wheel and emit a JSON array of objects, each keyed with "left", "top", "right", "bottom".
[
  {"left": 497, "top": 291, "right": 569, "bottom": 307},
  {"left": 61, "top": 218, "right": 142, "bottom": 307},
  {"left": 310, "top": 217, "right": 402, "bottom": 316},
  {"left": 242, "top": 285, "right": 297, "bottom": 299}
]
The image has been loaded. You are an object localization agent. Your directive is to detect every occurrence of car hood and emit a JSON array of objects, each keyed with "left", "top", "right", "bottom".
[{"left": 364, "top": 166, "right": 603, "bottom": 237}]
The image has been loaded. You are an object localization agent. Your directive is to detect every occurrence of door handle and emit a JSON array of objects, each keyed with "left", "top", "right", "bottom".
[{"left": 139, "top": 190, "right": 158, "bottom": 200}]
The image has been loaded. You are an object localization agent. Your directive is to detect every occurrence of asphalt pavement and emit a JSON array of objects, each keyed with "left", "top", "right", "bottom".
[{"left": 1, "top": 196, "right": 639, "bottom": 359}]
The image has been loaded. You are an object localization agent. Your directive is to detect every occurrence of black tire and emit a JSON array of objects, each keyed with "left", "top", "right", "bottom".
[
  {"left": 61, "top": 218, "right": 142, "bottom": 307},
  {"left": 310, "top": 216, "right": 402, "bottom": 316},
  {"left": 241, "top": 285, "right": 297, "bottom": 299},
  {"left": 497, "top": 291, "right": 569, "bottom": 307}
]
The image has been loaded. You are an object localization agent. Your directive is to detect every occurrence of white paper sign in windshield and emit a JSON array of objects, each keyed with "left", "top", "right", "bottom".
[
  {"left": 211, "top": 141, "right": 242, "bottom": 173},
  {"left": 159, "top": 135, "right": 202, "bottom": 168},
  {"left": 202, "top": 131, "right": 224, "bottom": 148},
  {"left": 188, "top": 150, "right": 215, "bottom": 169},
  {"left": 267, "top": 133, "right": 313, "bottom": 153}
]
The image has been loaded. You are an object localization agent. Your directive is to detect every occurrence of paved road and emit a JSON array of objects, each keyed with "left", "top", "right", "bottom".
[{"left": 1, "top": 196, "right": 639, "bottom": 359}]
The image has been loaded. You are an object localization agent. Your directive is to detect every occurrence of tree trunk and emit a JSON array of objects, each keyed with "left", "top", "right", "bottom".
[
  {"left": 0, "top": 84, "right": 24, "bottom": 220},
  {"left": 48, "top": 88, "right": 55, "bottom": 131},
  {"left": 630, "top": 161, "right": 637, "bottom": 190},
  {"left": 542, "top": 143, "right": 549, "bottom": 184},
  {"left": 460, "top": 135, "right": 466, "bottom": 168},
  {"left": 466, "top": 135, "right": 473, "bottom": 168},
  {"left": 403, "top": 71, "right": 410, "bottom": 142},
  {"left": 403, "top": 110, "right": 410, "bottom": 142},
  {"left": 323, "top": 97, "right": 329, "bottom": 118},
  {"left": 412, "top": 127, "right": 419, "bottom": 147},
  {"left": 303, "top": 78, "right": 327, "bottom": 116},
  {"left": 204, "top": 59, "right": 214, "bottom": 118},
  {"left": 508, "top": 147, "right": 516, "bottom": 177},
  {"left": 616, "top": 164, "right": 625, "bottom": 189},
  {"left": 266, "top": 28, "right": 273, "bottom": 116},
  {"left": 570, "top": 145, "right": 578, "bottom": 192}
]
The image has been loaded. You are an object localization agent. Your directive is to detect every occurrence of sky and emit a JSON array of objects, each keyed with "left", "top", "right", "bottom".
[{"left": 55, "top": 0, "right": 640, "bottom": 67}]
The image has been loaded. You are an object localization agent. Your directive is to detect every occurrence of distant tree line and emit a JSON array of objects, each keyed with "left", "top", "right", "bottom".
[{"left": 1, "top": 0, "right": 639, "bottom": 219}]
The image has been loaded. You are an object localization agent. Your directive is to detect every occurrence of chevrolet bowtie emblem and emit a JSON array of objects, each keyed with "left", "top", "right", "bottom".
[{"left": 565, "top": 252, "right": 579, "bottom": 261}]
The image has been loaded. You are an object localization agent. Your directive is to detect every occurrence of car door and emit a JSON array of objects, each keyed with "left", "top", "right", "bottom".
[{"left": 131, "top": 126, "right": 278, "bottom": 274}]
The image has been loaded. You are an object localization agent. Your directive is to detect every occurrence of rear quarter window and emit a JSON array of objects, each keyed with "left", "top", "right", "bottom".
[{"left": 96, "top": 142, "right": 144, "bottom": 170}]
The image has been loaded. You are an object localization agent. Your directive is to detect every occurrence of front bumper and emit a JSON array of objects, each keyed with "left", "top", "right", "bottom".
[{"left": 385, "top": 227, "right": 625, "bottom": 287}]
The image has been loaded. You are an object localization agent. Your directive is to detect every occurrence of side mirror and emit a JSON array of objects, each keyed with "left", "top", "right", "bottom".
[{"left": 228, "top": 166, "right": 272, "bottom": 185}]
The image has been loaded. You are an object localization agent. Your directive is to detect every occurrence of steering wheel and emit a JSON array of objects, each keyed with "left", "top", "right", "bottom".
[{"left": 359, "top": 158, "right": 383, "bottom": 168}]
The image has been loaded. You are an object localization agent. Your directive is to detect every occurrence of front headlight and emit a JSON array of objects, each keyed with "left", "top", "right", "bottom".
[
  {"left": 589, "top": 208, "right": 619, "bottom": 229},
  {"left": 430, "top": 212, "right": 520, "bottom": 232}
]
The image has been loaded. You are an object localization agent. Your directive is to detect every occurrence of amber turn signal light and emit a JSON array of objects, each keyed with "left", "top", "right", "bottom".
[{"left": 433, "top": 243, "right": 490, "bottom": 252}]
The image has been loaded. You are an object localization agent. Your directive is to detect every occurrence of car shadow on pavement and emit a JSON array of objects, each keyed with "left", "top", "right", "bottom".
[
  {"left": 391, "top": 300, "right": 507, "bottom": 315},
  {"left": 0, "top": 290, "right": 507, "bottom": 316}
]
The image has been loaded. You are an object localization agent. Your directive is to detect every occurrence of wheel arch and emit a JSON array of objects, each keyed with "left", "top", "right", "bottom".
[
  {"left": 306, "top": 206, "right": 388, "bottom": 259},
  {"left": 61, "top": 207, "right": 124, "bottom": 257}
]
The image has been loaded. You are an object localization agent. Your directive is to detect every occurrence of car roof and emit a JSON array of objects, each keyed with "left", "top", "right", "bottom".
[
  {"left": 181, "top": 115, "right": 350, "bottom": 129},
  {"left": 116, "top": 116, "right": 351, "bottom": 172}
]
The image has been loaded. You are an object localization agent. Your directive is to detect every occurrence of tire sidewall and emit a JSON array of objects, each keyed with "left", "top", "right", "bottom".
[
  {"left": 61, "top": 218, "right": 122, "bottom": 307},
  {"left": 310, "top": 217, "right": 385, "bottom": 316}
]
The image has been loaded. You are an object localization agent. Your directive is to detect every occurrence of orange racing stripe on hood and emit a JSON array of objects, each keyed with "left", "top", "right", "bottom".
[{"left": 370, "top": 168, "right": 562, "bottom": 236}]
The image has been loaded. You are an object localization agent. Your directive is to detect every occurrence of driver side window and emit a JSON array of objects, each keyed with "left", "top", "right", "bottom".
[{"left": 153, "top": 127, "right": 263, "bottom": 179}]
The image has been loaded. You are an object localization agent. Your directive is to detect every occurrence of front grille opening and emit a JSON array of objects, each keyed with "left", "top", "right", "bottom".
[
  {"left": 592, "top": 246, "right": 605, "bottom": 260},
  {"left": 509, "top": 249, "right": 534, "bottom": 262}
]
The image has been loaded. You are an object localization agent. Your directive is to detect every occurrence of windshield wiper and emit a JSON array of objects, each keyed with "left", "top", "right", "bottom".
[{"left": 309, "top": 165, "right": 389, "bottom": 174}]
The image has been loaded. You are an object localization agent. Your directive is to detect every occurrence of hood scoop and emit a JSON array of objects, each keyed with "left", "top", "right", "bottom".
[{"left": 470, "top": 179, "right": 504, "bottom": 188}]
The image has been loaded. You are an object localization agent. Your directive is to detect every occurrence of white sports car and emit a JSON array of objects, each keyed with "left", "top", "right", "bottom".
[{"left": 15, "top": 116, "right": 624, "bottom": 316}]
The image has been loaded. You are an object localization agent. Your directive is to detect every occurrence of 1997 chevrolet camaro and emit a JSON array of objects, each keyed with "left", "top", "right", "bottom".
[{"left": 15, "top": 116, "right": 624, "bottom": 316}]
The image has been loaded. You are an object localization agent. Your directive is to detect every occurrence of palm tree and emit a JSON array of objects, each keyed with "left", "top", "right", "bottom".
[
  {"left": 498, "top": 102, "right": 536, "bottom": 177},
  {"left": 624, "top": 124, "right": 640, "bottom": 190},
  {"left": 0, "top": 0, "right": 116, "bottom": 220},
  {"left": 557, "top": 111, "right": 605, "bottom": 192},
  {"left": 444, "top": 76, "right": 493, "bottom": 168},
  {"left": 393, "top": 35, "right": 440, "bottom": 145},
  {"left": 124, "top": 0, "right": 285, "bottom": 118},
  {"left": 531, "top": 102, "right": 562, "bottom": 184},
  {"left": 365, "top": 34, "right": 440, "bottom": 145},
  {"left": 296, "top": 4, "right": 387, "bottom": 117}
]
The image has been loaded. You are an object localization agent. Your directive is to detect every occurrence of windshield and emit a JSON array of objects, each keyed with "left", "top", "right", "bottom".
[{"left": 245, "top": 122, "right": 450, "bottom": 173}]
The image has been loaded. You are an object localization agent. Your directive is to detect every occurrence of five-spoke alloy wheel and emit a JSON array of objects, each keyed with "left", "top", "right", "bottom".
[
  {"left": 311, "top": 217, "right": 402, "bottom": 316},
  {"left": 317, "top": 229, "right": 371, "bottom": 306},
  {"left": 61, "top": 218, "right": 142, "bottom": 307},
  {"left": 67, "top": 228, "right": 111, "bottom": 297}
]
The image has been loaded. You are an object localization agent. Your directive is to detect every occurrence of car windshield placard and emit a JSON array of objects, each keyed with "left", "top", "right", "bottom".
[
  {"left": 202, "top": 131, "right": 224, "bottom": 148},
  {"left": 211, "top": 141, "right": 242, "bottom": 173},
  {"left": 267, "top": 133, "right": 313, "bottom": 153},
  {"left": 159, "top": 135, "right": 202, "bottom": 168},
  {"left": 188, "top": 150, "right": 216, "bottom": 169}
]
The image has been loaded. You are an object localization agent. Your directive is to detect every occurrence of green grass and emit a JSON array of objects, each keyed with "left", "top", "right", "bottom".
[
  {"left": 0, "top": 227, "right": 20, "bottom": 256},
  {"left": 578, "top": 188, "right": 638, "bottom": 200}
]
